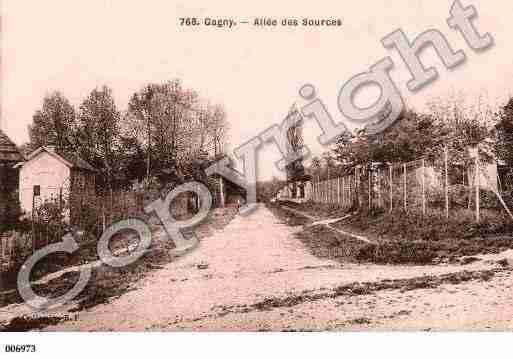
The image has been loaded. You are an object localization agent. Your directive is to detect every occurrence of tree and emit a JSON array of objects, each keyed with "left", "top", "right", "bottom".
[
  {"left": 284, "top": 106, "right": 306, "bottom": 182},
  {"left": 426, "top": 91, "right": 492, "bottom": 162},
  {"left": 495, "top": 97, "right": 513, "bottom": 166},
  {"left": 28, "top": 91, "right": 76, "bottom": 152},
  {"left": 332, "top": 109, "right": 438, "bottom": 170},
  {"left": 126, "top": 80, "right": 198, "bottom": 180},
  {"left": 257, "top": 177, "right": 285, "bottom": 202},
  {"left": 76, "top": 86, "right": 120, "bottom": 190},
  {"left": 208, "top": 104, "right": 229, "bottom": 157}
]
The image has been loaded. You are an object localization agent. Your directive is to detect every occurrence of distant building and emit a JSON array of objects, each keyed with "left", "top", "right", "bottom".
[
  {"left": 0, "top": 129, "right": 24, "bottom": 227},
  {"left": 204, "top": 156, "right": 247, "bottom": 208},
  {"left": 208, "top": 174, "right": 247, "bottom": 207},
  {"left": 17, "top": 146, "right": 96, "bottom": 216}
]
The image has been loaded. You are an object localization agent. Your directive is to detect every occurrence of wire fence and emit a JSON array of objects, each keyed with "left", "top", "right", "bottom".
[
  {"left": 309, "top": 173, "right": 357, "bottom": 210},
  {"left": 280, "top": 147, "right": 513, "bottom": 222},
  {"left": 0, "top": 190, "right": 145, "bottom": 273},
  {"left": 0, "top": 179, "right": 207, "bottom": 275}
]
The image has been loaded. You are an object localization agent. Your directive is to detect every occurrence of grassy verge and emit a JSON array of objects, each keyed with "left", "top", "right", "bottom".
[
  {"left": 269, "top": 201, "right": 513, "bottom": 265},
  {"left": 0, "top": 207, "right": 238, "bottom": 322}
]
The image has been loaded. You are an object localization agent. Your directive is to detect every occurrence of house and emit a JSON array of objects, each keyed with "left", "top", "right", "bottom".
[
  {"left": 208, "top": 174, "right": 247, "bottom": 207},
  {"left": 204, "top": 156, "right": 247, "bottom": 207},
  {"left": 17, "top": 146, "right": 96, "bottom": 216},
  {"left": 0, "top": 129, "right": 24, "bottom": 227}
]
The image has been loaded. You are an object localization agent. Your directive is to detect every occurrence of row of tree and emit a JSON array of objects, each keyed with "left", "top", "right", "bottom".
[
  {"left": 307, "top": 92, "right": 513, "bottom": 182},
  {"left": 24, "top": 79, "right": 229, "bottom": 192}
]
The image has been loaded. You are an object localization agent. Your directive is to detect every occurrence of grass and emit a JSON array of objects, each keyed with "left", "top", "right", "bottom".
[
  {"left": 0, "top": 207, "right": 238, "bottom": 313},
  {"left": 270, "top": 201, "right": 513, "bottom": 265}
]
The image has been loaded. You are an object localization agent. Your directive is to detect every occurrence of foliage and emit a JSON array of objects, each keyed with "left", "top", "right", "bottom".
[
  {"left": 495, "top": 97, "right": 513, "bottom": 166},
  {"left": 307, "top": 93, "right": 495, "bottom": 182},
  {"left": 28, "top": 91, "right": 77, "bottom": 153},
  {"left": 257, "top": 177, "right": 286, "bottom": 202},
  {"left": 124, "top": 80, "right": 229, "bottom": 186},
  {"left": 284, "top": 107, "right": 306, "bottom": 182},
  {"left": 22, "top": 80, "right": 229, "bottom": 193},
  {"left": 331, "top": 109, "right": 439, "bottom": 173},
  {"left": 76, "top": 86, "right": 121, "bottom": 190}
]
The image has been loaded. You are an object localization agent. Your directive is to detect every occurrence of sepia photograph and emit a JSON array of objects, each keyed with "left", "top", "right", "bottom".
[{"left": 1, "top": 0, "right": 513, "bottom": 357}]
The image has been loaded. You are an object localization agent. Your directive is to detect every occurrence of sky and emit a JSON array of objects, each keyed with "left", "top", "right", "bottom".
[{"left": 2, "top": 0, "right": 513, "bottom": 180}]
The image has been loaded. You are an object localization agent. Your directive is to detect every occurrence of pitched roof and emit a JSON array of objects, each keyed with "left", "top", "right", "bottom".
[
  {"left": 0, "top": 129, "right": 23, "bottom": 163},
  {"left": 24, "top": 146, "right": 96, "bottom": 172},
  {"left": 57, "top": 150, "right": 97, "bottom": 172}
]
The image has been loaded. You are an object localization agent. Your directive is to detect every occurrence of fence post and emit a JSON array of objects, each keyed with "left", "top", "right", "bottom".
[
  {"left": 318, "top": 178, "right": 320, "bottom": 203},
  {"left": 422, "top": 158, "right": 426, "bottom": 215},
  {"left": 377, "top": 169, "right": 382, "bottom": 208},
  {"left": 342, "top": 176, "right": 346, "bottom": 207},
  {"left": 368, "top": 171, "right": 372, "bottom": 211},
  {"left": 355, "top": 167, "right": 360, "bottom": 209},
  {"left": 9, "top": 236, "right": 13, "bottom": 259},
  {"left": 351, "top": 175, "right": 354, "bottom": 207},
  {"left": 326, "top": 180, "right": 329, "bottom": 204},
  {"left": 475, "top": 147, "right": 480, "bottom": 223},
  {"left": 389, "top": 165, "right": 393, "bottom": 213},
  {"left": 326, "top": 180, "right": 330, "bottom": 204},
  {"left": 444, "top": 146, "right": 449, "bottom": 219},
  {"left": 330, "top": 179, "right": 333, "bottom": 204},
  {"left": 332, "top": 179, "right": 335, "bottom": 204},
  {"left": 345, "top": 176, "right": 348, "bottom": 207},
  {"left": 102, "top": 203, "right": 106, "bottom": 232},
  {"left": 403, "top": 163, "right": 407, "bottom": 211},
  {"left": 354, "top": 168, "right": 357, "bottom": 208},
  {"left": 337, "top": 177, "right": 341, "bottom": 204},
  {"left": 31, "top": 191, "right": 36, "bottom": 253}
]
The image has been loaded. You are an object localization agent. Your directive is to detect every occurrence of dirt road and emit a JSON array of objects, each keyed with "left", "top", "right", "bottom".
[{"left": 5, "top": 204, "right": 513, "bottom": 331}]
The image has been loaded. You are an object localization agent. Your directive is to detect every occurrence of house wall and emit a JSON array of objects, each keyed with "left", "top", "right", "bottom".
[{"left": 19, "top": 152, "right": 71, "bottom": 214}]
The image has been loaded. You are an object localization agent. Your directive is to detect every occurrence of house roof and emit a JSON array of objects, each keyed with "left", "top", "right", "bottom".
[
  {"left": 0, "top": 129, "right": 24, "bottom": 163},
  {"left": 24, "top": 146, "right": 97, "bottom": 172}
]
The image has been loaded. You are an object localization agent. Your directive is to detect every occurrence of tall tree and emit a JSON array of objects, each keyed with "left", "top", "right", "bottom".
[
  {"left": 332, "top": 109, "right": 437, "bottom": 171},
  {"left": 76, "top": 85, "right": 120, "bottom": 190},
  {"left": 28, "top": 91, "right": 76, "bottom": 152},
  {"left": 126, "top": 80, "right": 198, "bottom": 180},
  {"left": 495, "top": 97, "right": 513, "bottom": 166},
  {"left": 285, "top": 106, "right": 306, "bottom": 183},
  {"left": 197, "top": 103, "right": 228, "bottom": 157},
  {"left": 426, "top": 92, "right": 492, "bottom": 159}
]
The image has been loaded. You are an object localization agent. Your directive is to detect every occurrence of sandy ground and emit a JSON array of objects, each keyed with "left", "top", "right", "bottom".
[{"left": 2, "top": 204, "right": 513, "bottom": 331}]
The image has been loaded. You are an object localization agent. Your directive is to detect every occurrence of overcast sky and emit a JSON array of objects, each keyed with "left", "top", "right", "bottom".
[{"left": 2, "top": 0, "right": 513, "bottom": 180}]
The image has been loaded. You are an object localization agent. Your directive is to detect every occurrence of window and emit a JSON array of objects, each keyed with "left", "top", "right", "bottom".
[{"left": 33, "top": 185, "right": 41, "bottom": 197}]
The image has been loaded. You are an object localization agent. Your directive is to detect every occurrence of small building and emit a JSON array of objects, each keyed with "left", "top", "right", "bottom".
[
  {"left": 208, "top": 174, "right": 247, "bottom": 207},
  {"left": 0, "top": 129, "right": 24, "bottom": 228},
  {"left": 204, "top": 156, "right": 247, "bottom": 208},
  {"left": 17, "top": 146, "right": 96, "bottom": 216}
]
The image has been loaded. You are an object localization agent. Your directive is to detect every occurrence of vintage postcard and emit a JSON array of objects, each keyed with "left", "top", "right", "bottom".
[{"left": 1, "top": 0, "right": 513, "bottom": 353}]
